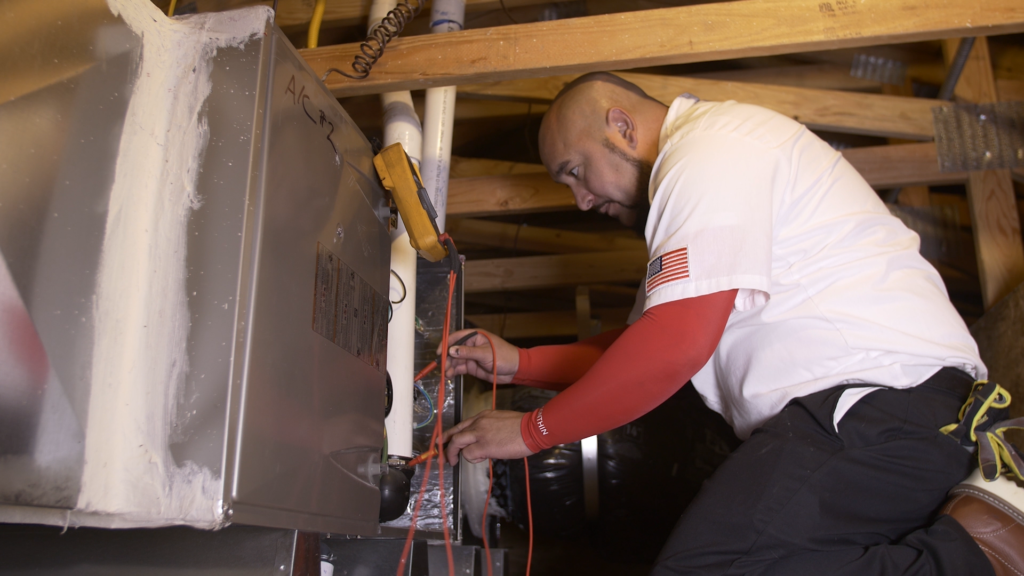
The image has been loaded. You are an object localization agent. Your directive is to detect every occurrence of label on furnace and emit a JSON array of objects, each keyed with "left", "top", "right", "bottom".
[{"left": 312, "top": 242, "right": 388, "bottom": 373}]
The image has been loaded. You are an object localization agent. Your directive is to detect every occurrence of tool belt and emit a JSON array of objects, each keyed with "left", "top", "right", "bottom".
[{"left": 942, "top": 381, "right": 1024, "bottom": 482}]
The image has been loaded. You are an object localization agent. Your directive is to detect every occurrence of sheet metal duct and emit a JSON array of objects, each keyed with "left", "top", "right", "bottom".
[{"left": 0, "top": 1, "right": 389, "bottom": 535}]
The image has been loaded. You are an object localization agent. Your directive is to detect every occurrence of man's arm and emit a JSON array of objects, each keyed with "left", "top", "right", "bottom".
[
  {"left": 442, "top": 326, "right": 624, "bottom": 388},
  {"left": 512, "top": 328, "right": 625, "bottom": 391},
  {"left": 443, "top": 289, "right": 736, "bottom": 464}
]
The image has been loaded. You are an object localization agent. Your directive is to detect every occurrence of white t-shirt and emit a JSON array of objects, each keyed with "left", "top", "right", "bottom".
[{"left": 630, "top": 95, "right": 985, "bottom": 439}]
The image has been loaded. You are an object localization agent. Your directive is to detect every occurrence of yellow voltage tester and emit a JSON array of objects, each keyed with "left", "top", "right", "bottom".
[{"left": 373, "top": 142, "right": 457, "bottom": 267}]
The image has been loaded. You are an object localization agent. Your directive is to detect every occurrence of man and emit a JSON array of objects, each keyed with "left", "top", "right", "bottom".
[{"left": 441, "top": 72, "right": 1024, "bottom": 575}]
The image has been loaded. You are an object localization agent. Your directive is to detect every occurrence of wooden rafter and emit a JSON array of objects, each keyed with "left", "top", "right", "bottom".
[
  {"left": 464, "top": 250, "right": 648, "bottom": 293},
  {"left": 843, "top": 143, "right": 967, "bottom": 188},
  {"left": 466, "top": 308, "right": 632, "bottom": 339},
  {"left": 460, "top": 73, "right": 940, "bottom": 140},
  {"left": 302, "top": 0, "right": 1024, "bottom": 97},
  {"left": 447, "top": 218, "right": 646, "bottom": 253},
  {"left": 688, "top": 64, "right": 882, "bottom": 92},
  {"left": 446, "top": 143, "right": 970, "bottom": 217},
  {"left": 194, "top": 0, "right": 551, "bottom": 30},
  {"left": 450, "top": 156, "right": 546, "bottom": 179},
  {"left": 943, "top": 37, "right": 1024, "bottom": 309},
  {"left": 447, "top": 172, "right": 574, "bottom": 216}
]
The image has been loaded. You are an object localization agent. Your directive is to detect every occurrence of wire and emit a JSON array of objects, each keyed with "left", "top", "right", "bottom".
[
  {"left": 524, "top": 103, "right": 537, "bottom": 163},
  {"left": 475, "top": 333, "right": 533, "bottom": 576},
  {"left": 307, "top": 0, "right": 327, "bottom": 49},
  {"left": 524, "top": 457, "right": 534, "bottom": 576},
  {"left": 479, "top": 333, "right": 500, "bottom": 576},
  {"left": 390, "top": 269, "right": 407, "bottom": 304},
  {"left": 414, "top": 382, "right": 435, "bottom": 429},
  {"left": 395, "top": 236, "right": 533, "bottom": 576},
  {"left": 321, "top": 0, "right": 424, "bottom": 81},
  {"left": 497, "top": 220, "right": 525, "bottom": 339},
  {"left": 166, "top": 0, "right": 177, "bottom": 17},
  {"left": 397, "top": 271, "right": 458, "bottom": 576},
  {"left": 436, "top": 271, "right": 458, "bottom": 574},
  {"left": 498, "top": 0, "right": 520, "bottom": 24}
]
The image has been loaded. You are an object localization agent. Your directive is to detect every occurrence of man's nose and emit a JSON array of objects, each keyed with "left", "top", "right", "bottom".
[{"left": 571, "top": 187, "right": 594, "bottom": 211}]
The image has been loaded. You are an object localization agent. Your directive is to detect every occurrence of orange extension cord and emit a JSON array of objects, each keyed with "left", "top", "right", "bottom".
[{"left": 396, "top": 270, "right": 534, "bottom": 576}]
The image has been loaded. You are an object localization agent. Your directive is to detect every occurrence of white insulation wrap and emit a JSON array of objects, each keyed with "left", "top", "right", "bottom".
[
  {"left": 377, "top": 3, "right": 423, "bottom": 459},
  {"left": 77, "top": 0, "right": 271, "bottom": 527}
]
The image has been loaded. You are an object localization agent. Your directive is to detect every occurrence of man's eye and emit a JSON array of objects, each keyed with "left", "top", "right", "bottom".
[{"left": 569, "top": 167, "right": 580, "bottom": 178}]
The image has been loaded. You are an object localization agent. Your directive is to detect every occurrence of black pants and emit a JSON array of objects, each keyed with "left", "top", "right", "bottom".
[{"left": 652, "top": 368, "right": 994, "bottom": 576}]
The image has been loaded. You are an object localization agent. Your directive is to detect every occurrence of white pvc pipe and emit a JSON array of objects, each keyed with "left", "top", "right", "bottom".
[
  {"left": 386, "top": 229, "right": 418, "bottom": 459},
  {"left": 381, "top": 92, "right": 422, "bottom": 169},
  {"left": 420, "top": 0, "right": 464, "bottom": 233},
  {"left": 374, "top": 0, "right": 423, "bottom": 460}
]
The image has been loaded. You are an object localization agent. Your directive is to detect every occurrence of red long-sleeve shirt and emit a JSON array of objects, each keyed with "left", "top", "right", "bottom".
[{"left": 516, "top": 289, "right": 737, "bottom": 453}]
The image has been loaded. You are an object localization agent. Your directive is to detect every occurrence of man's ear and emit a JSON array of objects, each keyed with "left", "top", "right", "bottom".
[{"left": 607, "top": 107, "right": 637, "bottom": 150}]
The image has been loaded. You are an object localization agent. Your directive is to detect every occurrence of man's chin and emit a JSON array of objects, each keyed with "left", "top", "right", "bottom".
[{"left": 616, "top": 208, "right": 638, "bottom": 228}]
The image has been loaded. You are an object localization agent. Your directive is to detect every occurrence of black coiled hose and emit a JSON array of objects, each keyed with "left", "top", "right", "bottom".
[{"left": 321, "top": 0, "right": 424, "bottom": 81}]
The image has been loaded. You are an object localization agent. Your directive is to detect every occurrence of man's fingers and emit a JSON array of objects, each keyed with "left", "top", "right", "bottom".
[
  {"left": 460, "top": 443, "right": 490, "bottom": 464},
  {"left": 448, "top": 343, "right": 494, "bottom": 364},
  {"left": 435, "top": 329, "right": 482, "bottom": 356},
  {"left": 445, "top": 429, "right": 477, "bottom": 466},
  {"left": 441, "top": 410, "right": 489, "bottom": 443}
]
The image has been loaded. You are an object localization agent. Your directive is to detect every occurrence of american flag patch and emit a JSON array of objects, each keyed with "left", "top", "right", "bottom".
[{"left": 646, "top": 246, "right": 690, "bottom": 295}]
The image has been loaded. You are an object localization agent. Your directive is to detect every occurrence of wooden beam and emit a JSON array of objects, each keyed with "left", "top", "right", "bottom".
[
  {"left": 466, "top": 308, "right": 632, "bottom": 339},
  {"left": 302, "top": 0, "right": 1024, "bottom": 97},
  {"left": 444, "top": 144, "right": 964, "bottom": 219},
  {"left": 460, "top": 72, "right": 941, "bottom": 140},
  {"left": 447, "top": 173, "right": 575, "bottom": 217},
  {"left": 450, "top": 156, "right": 547, "bottom": 179},
  {"left": 943, "top": 37, "right": 1024, "bottom": 309},
  {"left": 842, "top": 143, "right": 968, "bottom": 189},
  {"left": 449, "top": 99, "right": 548, "bottom": 121},
  {"left": 689, "top": 64, "right": 882, "bottom": 92},
  {"left": 464, "top": 250, "right": 648, "bottom": 293},
  {"left": 447, "top": 218, "right": 646, "bottom": 253},
  {"left": 195, "top": 0, "right": 552, "bottom": 30}
]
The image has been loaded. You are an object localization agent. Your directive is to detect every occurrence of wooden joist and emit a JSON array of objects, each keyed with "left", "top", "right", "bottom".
[
  {"left": 447, "top": 218, "right": 646, "bottom": 254},
  {"left": 688, "top": 64, "right": 882, "bottom": 92},
  {"left": 464, "top": 250, "right": 648, "bottom": 293},
  {"left": 446, "top": 143, "right": 969, "bottom": 217},
  {"left": 195, "top": 0, "right": 552, "bottom": 30},
  {"left": 450, "top": 156, "right": 546, "bottom": 179},
  {"left": 302, "top": 0, "right": 1024, "bottom": 97},
  {"left": 944, "top": 37, "right": 1024, "bottom": 309},
  {"left": 843, "top": 143, "right": 968, "bottom": 188},
  {"left": 460, "top": 73, "right": 940, "bottom": 140},
  {"left": 447, "top": 173, "right": 575, "bottom": 217},
  {"left": 466, "top": 308, "right": 632, "bottom": 339}
]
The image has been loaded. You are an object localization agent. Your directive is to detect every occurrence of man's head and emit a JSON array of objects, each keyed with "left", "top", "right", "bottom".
[{"left": 538, "top": 72, "right": 668, "bottom": 229}]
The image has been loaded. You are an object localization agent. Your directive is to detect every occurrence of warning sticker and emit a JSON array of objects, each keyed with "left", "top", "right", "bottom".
[{"left": 312, "top": 242, "right": 388, "bottom": 373}]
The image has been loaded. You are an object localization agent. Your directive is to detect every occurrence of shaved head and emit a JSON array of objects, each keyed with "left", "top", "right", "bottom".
[
  {"left": 538, "top": 73, "right": 668, "bottom": 231},
  {"left": 540, "top": 73, "right": 658, "bottom": 163},
  {"left": 551, "top": 71, "right": 661, "bottom": 105}
]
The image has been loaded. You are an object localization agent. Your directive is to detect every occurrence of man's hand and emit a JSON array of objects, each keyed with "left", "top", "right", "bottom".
[
  {"left": 442, "top": 410, "right": 533, "bottom": 466},
  {"left": 437, "top": 329, "right": 519, "bottom": 383}
]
